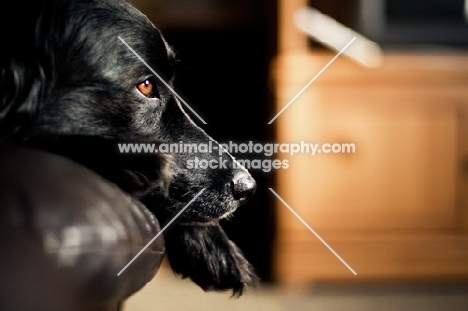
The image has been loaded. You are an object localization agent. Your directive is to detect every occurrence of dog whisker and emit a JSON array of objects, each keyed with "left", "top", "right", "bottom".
[{"left": 223, "top": 213, "right": 235, "bottom": 222}]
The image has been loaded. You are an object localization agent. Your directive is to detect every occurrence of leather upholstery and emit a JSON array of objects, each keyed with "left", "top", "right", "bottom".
[{"left": 0, "top": 145, "right": 165, "bottom": 309}]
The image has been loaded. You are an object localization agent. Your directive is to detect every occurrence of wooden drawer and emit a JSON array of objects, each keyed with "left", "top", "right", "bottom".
[{"left": 273, "top": 51, "right": 468, "bottom": 283}]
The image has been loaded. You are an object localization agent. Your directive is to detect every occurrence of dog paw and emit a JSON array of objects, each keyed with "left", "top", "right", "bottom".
[{"left": 164, "top": 223, "right": 259, "bottom": 296}]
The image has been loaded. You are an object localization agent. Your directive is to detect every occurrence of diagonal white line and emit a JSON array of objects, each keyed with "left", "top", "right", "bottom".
[
  {"left": 268, "top": 37, "right": 356, "bottom": 124},
  {"left": 117, "top": 188, "right": 206, "bottom": 276},
  {"left": 118, "top": 36, "right": 207, "bottom": 125},
  {"left": 268, "top": 188, "right": 357, "bottom": 275}
]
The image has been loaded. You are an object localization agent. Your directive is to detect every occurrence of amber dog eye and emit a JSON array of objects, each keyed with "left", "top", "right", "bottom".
[{"left": 137, "top": 78, "right": 159, "bottom": 98}]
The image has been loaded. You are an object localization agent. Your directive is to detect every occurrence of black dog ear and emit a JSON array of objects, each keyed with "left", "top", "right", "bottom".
[
  {"left": 0, "top": 0, "right": 55, "bottom": 139},
  {"left": 0, "top": 61, "right": 49, "bottom": 138},
  {"left": 164, "top": 223, "right": 259, "bottom": 296}
]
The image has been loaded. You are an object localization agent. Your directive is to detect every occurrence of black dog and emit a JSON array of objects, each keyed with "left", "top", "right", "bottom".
[{"left": 0, "top": 0, "right": 257, "bottom": 303}]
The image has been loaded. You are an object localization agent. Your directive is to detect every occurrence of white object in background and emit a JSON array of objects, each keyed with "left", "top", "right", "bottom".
[
  {"left": 465, "top": 0, "right": 468, "bottom": 23},
  {"left": 294, "top": 7, "right": 383, "bottom": 68}
]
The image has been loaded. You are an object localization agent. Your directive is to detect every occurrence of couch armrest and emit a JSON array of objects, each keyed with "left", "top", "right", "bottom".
[{"left": 0, "top": 145, "right": 165, "bottom": 308}]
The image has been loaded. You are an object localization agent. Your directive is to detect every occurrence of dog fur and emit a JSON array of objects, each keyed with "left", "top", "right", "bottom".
[{"left": 0, "top": 0, "right": 257, "bottom": 298}]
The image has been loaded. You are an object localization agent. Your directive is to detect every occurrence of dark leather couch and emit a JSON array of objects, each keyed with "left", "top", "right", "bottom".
[{"left": 0, "top": 145, "right": 165, "bottom": 310}]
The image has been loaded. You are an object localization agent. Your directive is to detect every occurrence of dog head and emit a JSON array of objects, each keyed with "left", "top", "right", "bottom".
[{"left": 1, "top": 0, "right": 257, "bottom": 296}]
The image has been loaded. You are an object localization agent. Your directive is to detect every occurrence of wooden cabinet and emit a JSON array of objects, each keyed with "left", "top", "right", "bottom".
[{"left": 273, "top": 51, "right": 468, "bottom": 283}]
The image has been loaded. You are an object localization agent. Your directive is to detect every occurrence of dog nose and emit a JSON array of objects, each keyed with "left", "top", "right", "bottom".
[{"left": 231, "top": 171, "right": 256, "bottom": 201}]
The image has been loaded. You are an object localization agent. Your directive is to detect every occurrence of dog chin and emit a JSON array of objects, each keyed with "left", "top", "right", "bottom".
[
  {"left": 179, "top": 220, "right": 218, "bottom": 226},
  {"left": 179, "top": 210, "right": 234, "bottom": 226},
  {"left": 183, "top": 197, "right": 246, "bottom": 224}
]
